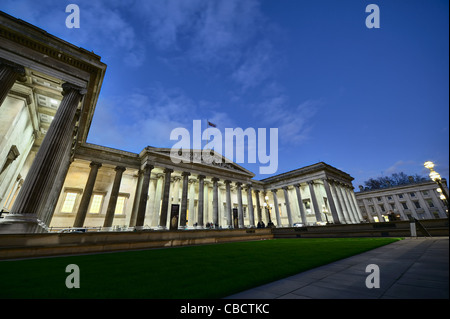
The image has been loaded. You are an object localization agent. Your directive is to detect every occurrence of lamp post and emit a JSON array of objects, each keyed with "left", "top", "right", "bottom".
[
  {"left": 424, "top": 161, "right": 450, "bottom": 215},
  {"left": 263, "top": 195, "right": 275, "bottom": 228}
]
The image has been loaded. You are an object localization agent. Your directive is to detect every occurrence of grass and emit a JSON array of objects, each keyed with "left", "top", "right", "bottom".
[{"left": 0, "top": 237, "right": 400, "bottom": 299}]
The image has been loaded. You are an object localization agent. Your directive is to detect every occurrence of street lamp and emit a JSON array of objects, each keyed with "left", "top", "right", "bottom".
[
  {"left": 424, "top": 161, "right": 450, "bottom": 214},
  {"left": 263, "top": 195, "right": 275, "bottom": 228}
]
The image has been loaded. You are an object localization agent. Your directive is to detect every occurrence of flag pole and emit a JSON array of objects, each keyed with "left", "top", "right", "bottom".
[{"left": 206, "top": 119, "right": 209, "bottom": 150}]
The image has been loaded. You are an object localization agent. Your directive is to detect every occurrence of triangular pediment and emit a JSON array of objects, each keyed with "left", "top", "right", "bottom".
[{"left": 143, "top": 146, "right": 255, "bottom": 178}]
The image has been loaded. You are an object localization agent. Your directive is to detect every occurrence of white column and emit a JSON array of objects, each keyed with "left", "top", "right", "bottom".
[
  {"left": 204, "top": 181, "right": 210, "bottom": 224},
  {"left": 282, "top": 187, "right": 293, "bottom": 226},
  {"left": 337, "top": 184, "right": 354, "bottom": 223},
  {"left": 307, "top": 181, "right": 322, "bottom": 222},
  {"left": 349, "top": 189, "right": 364, "bottom": 221},
  {"left": 330, "top": 181, "right": 346, "bottom": 223},
  {"left": 225, "top": 180, "right": 232, "bottom": 228},
  {"left": 272, "top": 189, "right": 282, "bottom": 227},
  {"left": 151, "top": 174, "right": 164, "bottom": 227},
  {"left": 294, "top": 184, "right": 307, "bottom": 225},
  {"left": 322, "top": 179, "right": 340, "bottom": 224},
  {"left": 188, "top": 178, "right": 196, "bottom": 227},
  {"left": 144, "top": 177, "right": 157, "bottom": 226},
  {"left": 246, "top": 184, "right": 255, "bottom": 227},
  {"left": 345, "top": 186, "right": 361, "bottom": 222}
]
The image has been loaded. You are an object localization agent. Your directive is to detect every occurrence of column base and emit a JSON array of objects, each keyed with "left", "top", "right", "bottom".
[{"left": 0, "top": 214, "right": 47, "bottom": 234}]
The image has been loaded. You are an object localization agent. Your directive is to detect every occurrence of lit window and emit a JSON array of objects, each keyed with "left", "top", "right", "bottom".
[
  {"left": 114, "top": 196, "right": 126, "bottom": 215},
  {"left": 61, "top": 192, "right": 77, "bottom": 213},
  {"left": 373, "top": 216, "right": 379, "bottom": 222},
  {"left": 89, "top": 194, "right": 103, "bottom": 213}
]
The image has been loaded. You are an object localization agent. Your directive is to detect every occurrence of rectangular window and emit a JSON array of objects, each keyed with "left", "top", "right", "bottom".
[
  {"left": 387, "top": 196, "right": 393, "bottom": 200},
  {"left": 402, "top": 202, "right": 408, "bottom": 210},
  {"left": 398, "top": 194, "right": 404, "bottom": 199},
  {"left": 61, "top": 192, "right": 77, "bottom": 213},
  {"left": 422, "top": 191, "right": 429, "bottom": 196},
  {"left": 427, "top": 199, "right": 435, "bottom": 208},
  {"left": 380, "top": 205, "right": 385, "bottom": 212},
  {"left": 413, "top": 201, "right": 421, "bottom": 209},
  {"left": 114, "top": 196, "right": 126, "bottom": 215},
  {"left": 410, "top": 192, "right": 416, "bottom": 197},
  {"left": 370, "top": 206, "right": 375, "bottom": 213},
  {"left": 303, "top": 200, "right": 311, "bottom": 209},
  {"left": 89, "top": 194, "right": 104, "bottom": 214}
]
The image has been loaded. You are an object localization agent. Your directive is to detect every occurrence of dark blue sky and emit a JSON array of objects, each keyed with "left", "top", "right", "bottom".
[{"left": 2, "top": 0, "right": 448, "bottom": 186}]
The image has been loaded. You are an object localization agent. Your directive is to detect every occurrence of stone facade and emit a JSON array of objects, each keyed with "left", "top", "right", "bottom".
[
  {"left": 355, "top": 181, "right": 449, "bottom": 222},
  {"left": 3, "top": 11, "right": 444, "bottom": 234}
]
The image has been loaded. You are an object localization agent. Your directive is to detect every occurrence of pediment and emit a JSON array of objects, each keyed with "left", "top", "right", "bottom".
[{"left": 143, "top": 146, "right": 255, "bottom": 178}]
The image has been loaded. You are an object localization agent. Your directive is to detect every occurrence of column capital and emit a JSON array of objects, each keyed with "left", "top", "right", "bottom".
[
  {"left": 224, "top": 179, "right": 231, "bottom": 184},
  {"left": 254, "top": 189, "right": 260, "bottom": 194},
  {"left": 235, "top": 182, "right": 242, "bottom": 187},
  {"left": 62, "top": 82, "right": 87, "bottom": 96},
  {"left": 163, "top": 168, "right": 174, "bottom": 174},
  {"left": 173, "top": 176, "right": 182, "bottom": 182},
  {"left": 114, "top": 166, "right": 127, "bottom": 173},
  {"left": 293, "top": 183, "right": 301, "bottom": 188},
  {"left": 271, "top": 188, "right": 278, "bottom": 194},
  {"left": 143, "top": 164, "right": 154, "bottom": 172},
  {"left": 282, "top": 186, "right": 289, "bottom": 191},
  {"left": 181, "top": 171, "right": 191, "bottom": 177},
  {"left": 197, "top": 174, "right": 206, "bottom": 180},
  {"left": 212, "top": 177, "right": 220, "bottom": 183},
  {"left": 307, "top": 180, "right": 315, "bottom": 185},
  {"left": 90, "top": 161, "right": 102, "bottom": 169},
  {"left": 0, "top": 58, "right": 25, "bottom": 75}
]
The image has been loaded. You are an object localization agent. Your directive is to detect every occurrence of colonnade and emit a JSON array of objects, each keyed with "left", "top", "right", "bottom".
[{"left": 68, "top": 161, "right": 364, "bottom": 230}]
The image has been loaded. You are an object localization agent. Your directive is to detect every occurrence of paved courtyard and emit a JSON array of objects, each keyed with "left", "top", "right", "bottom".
[{"left": 226, "top": 237, "right": 449, "bottom": 299}]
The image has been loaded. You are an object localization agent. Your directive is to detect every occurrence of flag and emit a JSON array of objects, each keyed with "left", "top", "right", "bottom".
[{"left": 207, "top": 121, "right": 217, "bottom": 128}]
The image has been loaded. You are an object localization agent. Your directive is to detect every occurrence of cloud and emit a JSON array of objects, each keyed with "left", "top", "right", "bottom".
[
  {"left": 384, "top": 160, "right": 417, "bottom": 175},
  {"left": 255, "top": 95, "right": 322, "bottom": 145},
  {"left": 88, "top": 84, "right": 227, "bottom": 151}
]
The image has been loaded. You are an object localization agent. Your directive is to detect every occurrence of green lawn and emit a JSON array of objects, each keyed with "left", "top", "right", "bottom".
[{"left": 0, "top": 238, "right": 400, "bottom": 299}]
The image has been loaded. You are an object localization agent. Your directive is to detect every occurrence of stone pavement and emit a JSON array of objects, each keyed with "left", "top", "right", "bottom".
[{"left": 226, "top": 237, "right": 449, "bottom": 299}]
